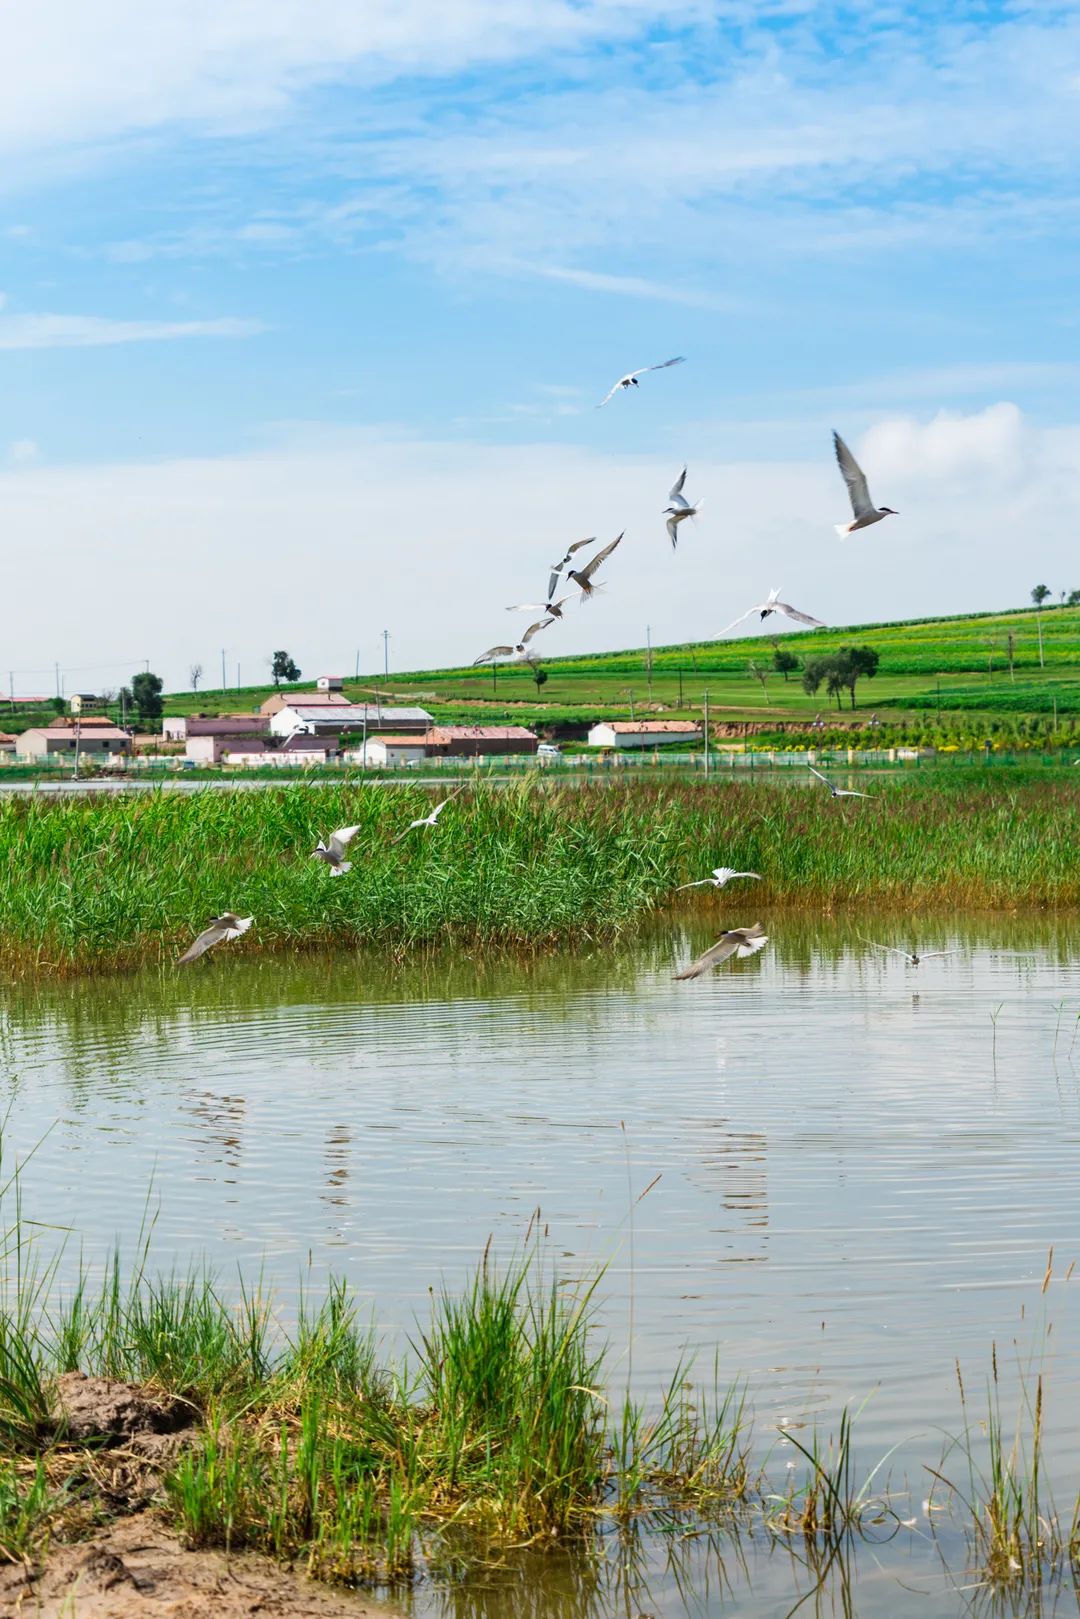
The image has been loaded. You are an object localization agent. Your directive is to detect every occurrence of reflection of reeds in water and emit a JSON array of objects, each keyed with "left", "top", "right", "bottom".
[{"left": 4, "top": 772, "right": 1080, "bottom": 975}]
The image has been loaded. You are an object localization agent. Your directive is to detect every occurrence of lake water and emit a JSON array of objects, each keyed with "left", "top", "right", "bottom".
[{"left": 3, "top": 913, "right": 1080, "bottom": 1617}]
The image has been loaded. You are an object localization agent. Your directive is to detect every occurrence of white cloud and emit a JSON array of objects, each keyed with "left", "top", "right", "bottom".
[
  {"left": 0, "top": 409, "right": 1074, "bottom": 690},
  {"left": 527, "top": 263, "right": 734, "bottom": 309},
  {"left": 6, "top": 437, "right": 39, "bottom": 464},
  {"left": 859, "top": 403, "right": 1028, "bottom": 486},
  {"left": 0, "top": 312, "right": 264, "bottom": 350}
]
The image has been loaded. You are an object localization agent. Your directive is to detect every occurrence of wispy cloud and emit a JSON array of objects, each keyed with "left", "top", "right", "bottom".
[
  {"left": 528, "top": 263, "right": 735, "bottom": 309},
  {"left": 0, "top": 313, "right": 265, "bottom": 351}
]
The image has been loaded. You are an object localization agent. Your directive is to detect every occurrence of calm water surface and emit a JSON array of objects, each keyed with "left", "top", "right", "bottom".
[{"left": 3, "top": 914, "right": 1079, "bottom": 1617}]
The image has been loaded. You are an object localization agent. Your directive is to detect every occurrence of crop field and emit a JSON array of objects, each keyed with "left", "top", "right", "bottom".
[{"left": 158, "top": 603, "right": 1080, "bottom": 733}]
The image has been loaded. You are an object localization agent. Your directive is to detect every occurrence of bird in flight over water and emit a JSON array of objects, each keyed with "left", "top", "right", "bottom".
[
  {"left": 858, "top": 936, "right": 960, "bottom": 967},
  {"left": 833, "top": 431, "right": 898, "bottom": 538},
  {"left": 177, "top": 912, "right": 253, "bottom": 965},
  {"left": 597, "top": 356, "right": 685, "bottom": 408},
  {"left": 676, "top": 867, "right": 762, "bottom": 892},
  {"left": 674, "top": 923, "right": 769, "bottom": 980}
]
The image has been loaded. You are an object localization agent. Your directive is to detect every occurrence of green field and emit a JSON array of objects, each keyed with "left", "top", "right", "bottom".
[{"left": 156, "top": 603, "right": 1080, "bottom": 741}]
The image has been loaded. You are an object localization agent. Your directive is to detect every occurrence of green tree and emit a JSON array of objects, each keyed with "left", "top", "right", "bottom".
[
  {"left": 1031, "top": 584, "right": 1051, "bottom": 606},
  {"left": 131, "top": 671, "right": 164, "bottom": 725},
  {"left": 1067, "top": 590, "right": 1080, "bottom": 607},
  {"left": 801, "top": 656, "right": 829, "bottom": 698},
  {"left": 271, "top": 650, "right": 301, "bottom": 685},
  {"left": 837, "top": 644, "right": 879, "bottom": 710},
  {"left": 772, "top": 647, "right": 800, "bottom": 682},
  {"left": 532, "top": 666, "right": 549, "bottom": 694}
]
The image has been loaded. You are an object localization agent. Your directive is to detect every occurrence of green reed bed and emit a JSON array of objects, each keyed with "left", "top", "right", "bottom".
[
  {"left": 0, "top": 1208, "right": 1077, "bottom": 1596},
  {"left": 2, "top": 771, "right": 1080, "bottom": 974}
]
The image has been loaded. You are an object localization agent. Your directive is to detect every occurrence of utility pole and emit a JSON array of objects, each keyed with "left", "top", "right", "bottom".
[
  {"left": 382, "top": 630, "right": 390, "bottom": 682},
  {"left": 221, "top": 648, "right": 227, "bottom": 694},
  {"left": 354, "top": 650, "right": 360, "bottom": 679},
  {"left": 54, "top": 661, "right": 60, "bottom": 699},
  {"left": 677, "top": 668, "right": 683, "bottom": 710},
  {"left": 704, "top": 691, "right": 710, "bottom": 777},
  {"left": 645, "top": 624, "right": 653, "bottom": 701},
  {"left": 8, "top": 672, "right": 13, "bottom": 712},
  {"left": 236, "top": 662, "right": 240, "bottom": 690},
  {"left": 1036, "top": 607, "right": 1045, "bottom": 668}
]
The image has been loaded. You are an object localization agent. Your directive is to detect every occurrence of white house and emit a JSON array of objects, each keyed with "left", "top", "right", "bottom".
[
  {"left": 316, "top": 674, "right": 344, "bottom": 692},
  {"left": 162, "top": 716, "right": 188, "bottom": 741},
  {"left": 353, "top": 735, "right": 428, "bottom": 767},
  {"left": 587, "top": 720, "right": 703, "bottom": 749},
  {"left": 269, "top": 703, "right": 432, "bottom": 738},
  {"left": 16, "top": 723, "right": 132, "bottom": 760}
]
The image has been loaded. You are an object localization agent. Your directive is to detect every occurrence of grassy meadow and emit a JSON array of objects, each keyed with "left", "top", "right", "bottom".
[{"left": 3, "top": 772, "right": 1080, "bottom": 975}]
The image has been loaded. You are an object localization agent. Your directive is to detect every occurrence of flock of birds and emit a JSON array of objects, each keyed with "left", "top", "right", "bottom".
[
  {"left": 474, "top": 355, "right": 896, "bottom": 668},
  {"left": 179, "top": 355, "right": 915, "bottom": 976}
]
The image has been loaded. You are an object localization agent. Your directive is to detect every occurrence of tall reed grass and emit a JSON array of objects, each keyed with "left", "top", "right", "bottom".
[{"left": 2, "top": 772, "right": 1079, "bottom": 975}]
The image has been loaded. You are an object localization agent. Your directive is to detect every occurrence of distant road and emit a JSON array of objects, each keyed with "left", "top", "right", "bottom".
[{"left": 0, "top": 775, "right": 509, "bottom": 796}]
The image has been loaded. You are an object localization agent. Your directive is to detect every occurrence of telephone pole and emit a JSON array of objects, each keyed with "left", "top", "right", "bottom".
[
  {"left": 221, "top": 648, "right": 227, "bottom": 694},
  {"left": 646, "top": 624, "right": 653, "bottom": 701},
  {"left": 703, "top": 691, "right": 710, "bottom": 777},
  {"left": 382, "top": 630, "right": 390, "bottom": 682}
]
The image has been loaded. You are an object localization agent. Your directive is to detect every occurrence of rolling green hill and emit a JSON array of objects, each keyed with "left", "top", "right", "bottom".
[{"left": 156, "top": 603, "right": 1080, "bottom": 742}]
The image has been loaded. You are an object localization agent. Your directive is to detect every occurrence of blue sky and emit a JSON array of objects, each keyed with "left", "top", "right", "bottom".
[{"left": 3, "top": 1, "right": 1080, "bottom": 693}]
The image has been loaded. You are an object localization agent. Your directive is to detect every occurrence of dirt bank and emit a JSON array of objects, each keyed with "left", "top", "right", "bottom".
[{"left": 0, "top": 1514, "right": 396, "bottom": 1618}]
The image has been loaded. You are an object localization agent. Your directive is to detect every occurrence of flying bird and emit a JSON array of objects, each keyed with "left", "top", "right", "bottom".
[
  {"left": 676, "top": 867, "right": 762, "bottom": 893},
  {"left": 833, "top": 431, "right": 897, "bottom": 537},
  {"left": 663, "top": 466, "right": 703, "bottom": 550},
  {"left": 808, "top": 764, "right": 874, "bottom": 799},
  {"left": 598, "top": 357, "right": 685, "bottom": 408},
  {"left": 393, "top": 790, "right": 461, "bottom": 844},
  {"left": 547, "top": 537, "right": 598, "bottom": 600},
  {"left": 177, "top": 913, "right": 253, "bottom": 966},
  {"left": 674, "top": 923, "right": 769, "bottom": 980},
  {"left": 312, "top": 825, "right": 360, "bottom": 877},
  {"left": 720, "top": 587, "right": 826, "bottom": 636},
  {"left": 568, "top": 532, "right": 623, "bottom": 599},
  {"left": 474, "top": 617, "right": 552, "bottom": 665},
  {"left": 857, "top": 936, "right": 960, "bottom": 967},
  {"left": 506, "top": 594, "right": 573, "bottom": 620}
]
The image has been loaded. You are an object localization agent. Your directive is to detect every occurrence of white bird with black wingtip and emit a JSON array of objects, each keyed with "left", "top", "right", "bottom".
[
  {"left": 177, "top": 912, "right": 253, "bottom": 966},
  {"left": 597, "top": 356, "right": 685, "bottom": 408},
  {"left": 833, "top": 430, "right": 898, "bottom": 537},
  {"left": 663, "top": 465, "right": 703, "bottom": 551},
  {"left": 808, "top": 764, "right": 874, "bottom": 799},
  {"left": 720, "top": 588, "right": 825, "bottom": 636},
  {"left": 312, "top": 825, "right": 361, "bottom": 877}
]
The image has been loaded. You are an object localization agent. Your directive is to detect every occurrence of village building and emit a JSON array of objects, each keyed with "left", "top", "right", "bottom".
[
  {"left": 267, "top": 703, "right": 432, "bottom": 738},
  {"left": 260, "top": 690, "right": 350, "bottom": 717},
  {"left": 223, "top": 734, "right": 336, "bottom": 767},
  {"left": 316, "top": 674, "right": 344, "bottom": 692},
  {"left": 16, "top": 720, "right": 132, "bottom": 760},
  {"left": 0, "top": 732, "right": 15, "bottom": 755},
  {"left": 183, "top": 716, "right": 271, "bottom": 764},
  {"left": 587, "top": 720, "right": 703, "bottom": 749},
  {"left": 355, "top": 735, "right": 429, "bottom": 767},
  {"left": 424, "top": 725, "right": 538, "bottom": 758}
]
